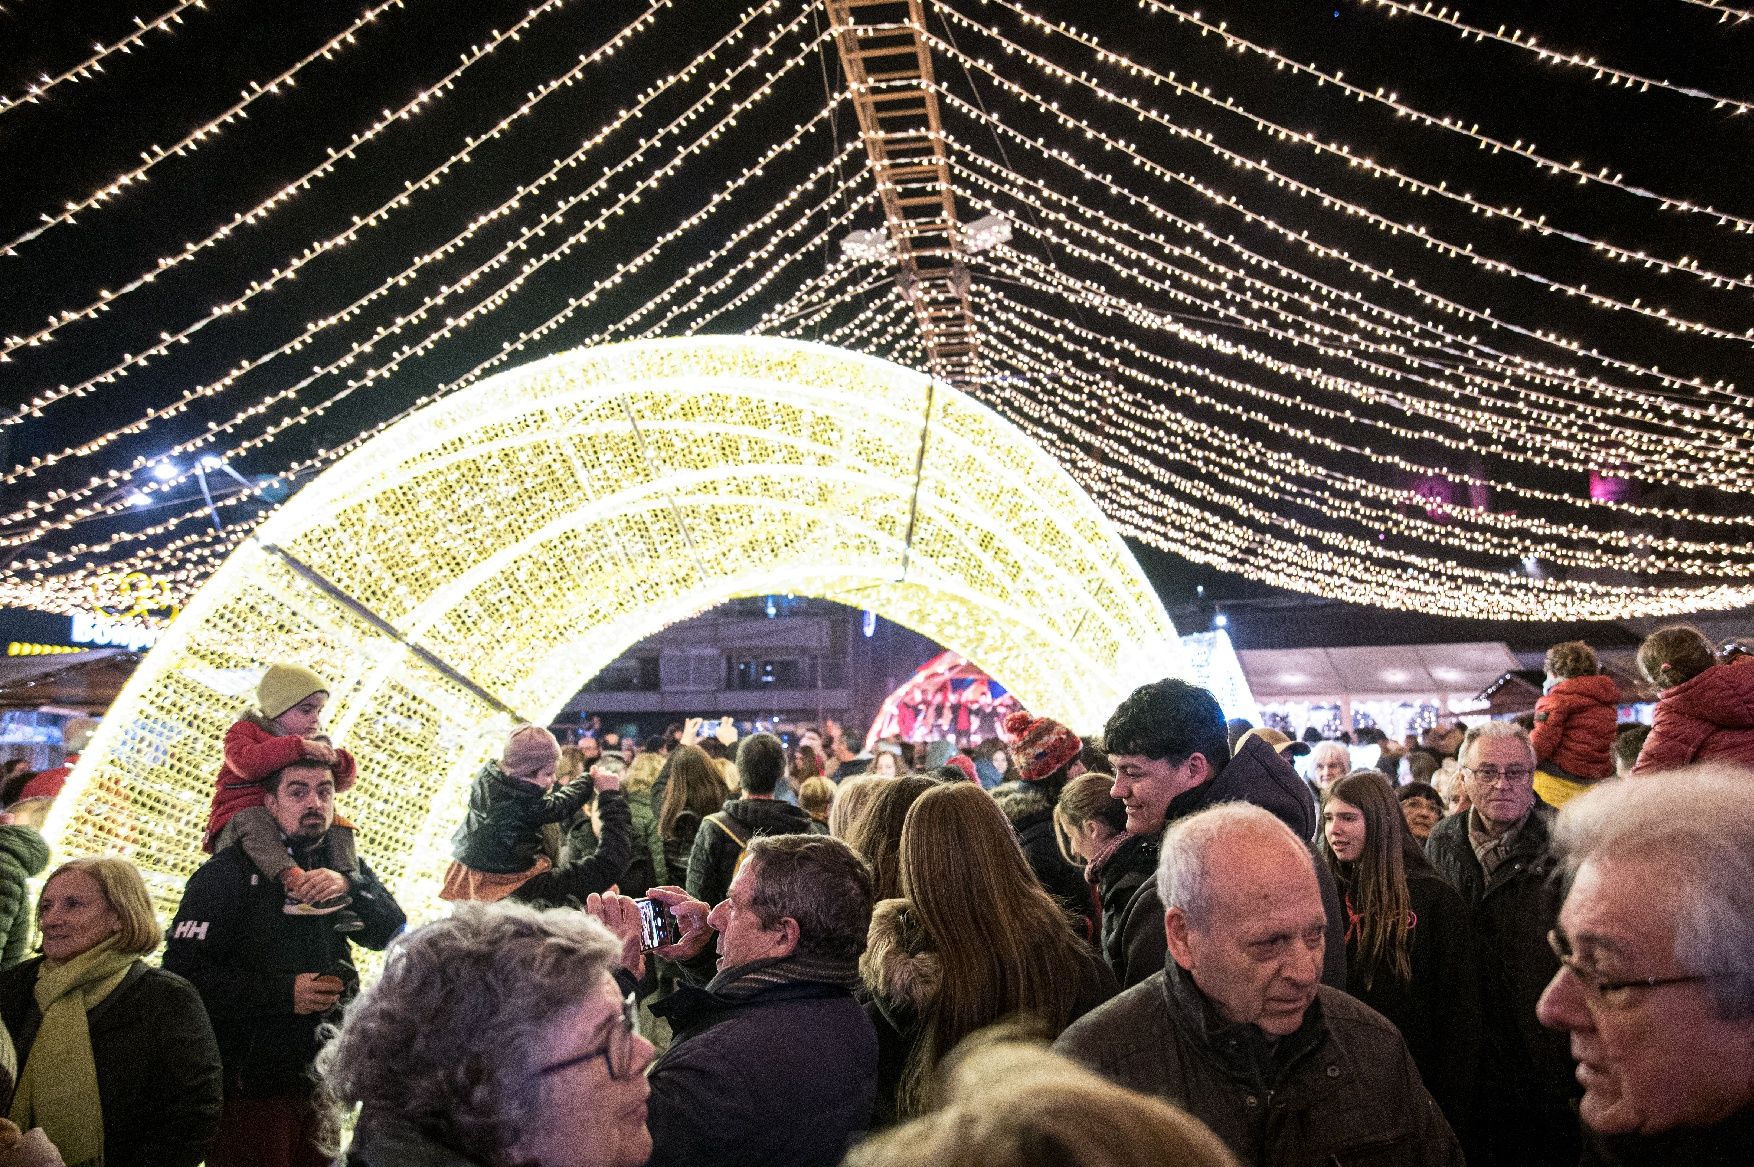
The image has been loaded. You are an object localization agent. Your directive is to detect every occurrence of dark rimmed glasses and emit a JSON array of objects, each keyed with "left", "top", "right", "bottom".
[
  {"left": 537, "top": 992, "right": 641, "bottom": 1080},
  {"left": 1547, "top": 929, "right": 1711, "bottom": 1007}
]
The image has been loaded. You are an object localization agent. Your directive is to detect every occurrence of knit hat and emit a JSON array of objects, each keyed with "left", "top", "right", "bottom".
[
  {"left": 502, "top": 725, "right": 561, "bottom": 778},
  {"left": 943, "top": 754, "right": 978, "bottom": 783},
  {"left": 258, "top": 663, "right": 331, "bottom": 720},
  {"left": 1003, "top": 709, "right": 1082, "bottom": 782}
]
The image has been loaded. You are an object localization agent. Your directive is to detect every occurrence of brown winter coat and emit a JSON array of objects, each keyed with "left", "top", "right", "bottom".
[
  {"left": 1531, "top": 673, "right": 1619, "bottom": 780},
  {"left": 1632, "top": 655, "right": 1754, "bottom": 777}
]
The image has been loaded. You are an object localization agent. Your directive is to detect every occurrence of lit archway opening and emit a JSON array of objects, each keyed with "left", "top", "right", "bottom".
[{"left": 48, "top": 337, "right": 1184, "bottom": 923}]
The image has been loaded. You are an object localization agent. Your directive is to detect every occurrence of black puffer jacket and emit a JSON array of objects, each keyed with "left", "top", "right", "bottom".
[
  {"left": 0, "top": 823, "right": 49, "bottom": 967},
  {"left": 1056, "top": 961, "right": 1463, "bottom": 1167},
  {"left": 992, "top": 781, "right": 1096, "bottom": 939},
  {"left": 684, "top": 797, "right": 822, "bottom": 909},
  {"left": 1096, "top": 832, "right": 1162, "bottom": 987},
  {"left": 1425, "top": 803, "right": 1576, "bottom": 1112},
  {"left": 451, "top": 762, "right": 596, "bottom": 874},
  {"left": 0, "top": 958, "right": 224, "bottom": 1167}
]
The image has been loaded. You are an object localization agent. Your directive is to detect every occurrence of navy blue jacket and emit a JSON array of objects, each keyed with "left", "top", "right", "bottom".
[
  {"left": 646, "top": 973, "right": 878, "bottom": 1167},
  {"left": 164, "top": 832, "right": 405, "bottom": 1097}
]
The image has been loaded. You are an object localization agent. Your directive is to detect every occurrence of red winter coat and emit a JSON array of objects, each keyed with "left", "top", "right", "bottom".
[
  {"left": 1632, "top": 655, "right": 1754, "bottom": 777},
  {"left": 1530, "top": 674, "right": 1619, "bottom": 781},
  {"left": 202, "top": 718, "right": 356, "bottom": 852}
]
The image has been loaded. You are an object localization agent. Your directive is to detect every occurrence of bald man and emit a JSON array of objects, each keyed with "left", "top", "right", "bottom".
[{"left": 1056, "top": 802, "right": 1461, "bottom": 1167}]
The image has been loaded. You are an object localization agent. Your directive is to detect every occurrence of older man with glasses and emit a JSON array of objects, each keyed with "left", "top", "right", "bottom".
[
  {"left": 1425, "top": 720, "right": 1578, "bottom": 1167},
  {"left": 1536, "top": 765, "right": 1754, "bottom": 1165}
]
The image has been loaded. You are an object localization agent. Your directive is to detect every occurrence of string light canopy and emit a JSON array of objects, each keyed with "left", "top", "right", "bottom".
[
  {"left": 0, "top": 0, "right": 1750, "bottom": 626},
  {"left": 46, "top": 335, "right": 1185, "bottom": 922}
]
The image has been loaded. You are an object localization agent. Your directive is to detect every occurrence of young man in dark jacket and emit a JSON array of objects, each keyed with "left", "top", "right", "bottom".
[
  {"left": 591, "top": 834, "right": 879, "bottom": 1167},
  {"left": 165, "top": 757, "right": 406, "bottom": 1167},
  {"left": 685, "top": 732, "right": 820, "bottom": 910},
  {"left": 1100, "top": 678, "right": 1345, "bottom": 989},
  {"left": 1058, "top": 803, "right": 1462, "bottom": 1167}
]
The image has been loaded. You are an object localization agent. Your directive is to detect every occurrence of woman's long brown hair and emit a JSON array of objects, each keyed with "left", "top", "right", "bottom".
[
  {"left": 894, "top": 783, "right": 1094, "bottom": 1117},
  {"left": 660, "top": 745, "right": 729, "bottom": 841},
  {"left": 842, "top": 776, "right": 934, "bottom": 900},
  {"left": 1321, "top": 770, "right": 1413, "bottom": 988}
]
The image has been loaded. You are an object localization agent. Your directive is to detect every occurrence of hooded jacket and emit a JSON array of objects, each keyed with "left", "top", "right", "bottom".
[
  {"left": 684, "top": 797, "right": 822, "bottom": 910},
  {"left": 1054, "top": 960, "right": 1463, "bottom": 1167},
  {"left": 1632, "top": 655, "right": 1754, "bottom": 776},
  {"left": 0, "top": 824, "right": 49, "bottom": 967},
  {"left": 646, "top": 962, "right": 878, "bottom": 1167},
  {"left": 1531, "top": 673, "right": 1620, "bottom": 780},
  {"left": 861, "top": 897, "right": 1116, "bottom": 1127}
]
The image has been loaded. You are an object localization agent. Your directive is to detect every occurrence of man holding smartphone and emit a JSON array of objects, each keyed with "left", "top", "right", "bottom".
[{"left": 588, "top": 834, "right": 879, "bottom": 1167}]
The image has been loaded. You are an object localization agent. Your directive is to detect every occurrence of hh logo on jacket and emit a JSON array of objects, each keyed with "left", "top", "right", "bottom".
[{"left": 172, "top": 919, "right": 210, "bottom": 941}]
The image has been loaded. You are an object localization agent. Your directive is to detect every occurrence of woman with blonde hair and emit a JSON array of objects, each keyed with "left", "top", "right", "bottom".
[
  {"left": 844, "top": 1033, "right": 1237, "bottom": 1167},
  {"left": 0, "top": 857, "right": 222, "bottom": 1167},
  {"left": 862, "top": 783, "right": 1115, "bottom": 1123}
]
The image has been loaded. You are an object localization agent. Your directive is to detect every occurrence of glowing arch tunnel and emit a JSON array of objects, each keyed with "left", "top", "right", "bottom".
[{"left": 49, "top": 336, "right": 1185, "bottom": 923}]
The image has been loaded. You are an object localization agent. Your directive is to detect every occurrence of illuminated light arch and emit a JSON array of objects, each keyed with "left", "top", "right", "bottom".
[{"left": 48, "top": 336, "right": 1184, "bottom": 922}]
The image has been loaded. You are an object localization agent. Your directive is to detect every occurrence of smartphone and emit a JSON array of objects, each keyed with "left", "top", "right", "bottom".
[{"left": 636, "top": 897, "right": 681, "bottom": 950}]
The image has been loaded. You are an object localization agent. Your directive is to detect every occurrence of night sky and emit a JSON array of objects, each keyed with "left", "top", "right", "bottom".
[{"left": 2, "top": 0, "right": 1750, "bottom": 634}]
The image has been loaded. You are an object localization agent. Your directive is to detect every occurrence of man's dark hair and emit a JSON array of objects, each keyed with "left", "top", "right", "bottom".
[
  {"left": 264, "top": 756, "right": 338, "bottom": 797},
  {"left": 744, "top": 834, "right": 876, "bottom": 962},
  {"left": 1102, "top": 678, "right": 1231, "bottom": 771},
  {"left": 737, "top": 732, "right": 786, "bottom": 795}
]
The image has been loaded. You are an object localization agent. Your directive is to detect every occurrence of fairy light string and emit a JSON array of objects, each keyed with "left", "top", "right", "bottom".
[
  {"left": 0, "top": 0, "right": 215, "bottom": 116},
  {"left": 1355, "top": 0, "right": 1754, "bottom": 114},
  {"left": 0, "top": 11, "right": 827, "bottom": 528},
  {"left": 1, "top": 0, "right": 411, "bottom": 256},
  {"left": 0, "top": 0, "right": 672, "bottom": 364}
]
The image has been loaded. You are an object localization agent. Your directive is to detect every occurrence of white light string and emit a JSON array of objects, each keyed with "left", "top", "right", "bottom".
[
  {"left": 1677, "top": 0, "right": 1753, "bottom": 23},
  {"left": 982, "top": 240, "right": 1754, "bottom": 494},
  {"left": 944, "top": 1, "right": 1754, "bottom": 295},
  {"left": 6, "top": 97, "right": 847, "bottom": 554},
  {"left": 0, "top": 119, "right": 859, "bottom": 598},
  {"left": 1127, "top": 0, "right": 1754, "bottom": 235},
  {"left": 981, "top": 299, "right": 1754, "bottom": 572},
  {"left": 1, "top": 0, "right": 410, "bottom": 256},
  {"left": 928, "top": 32, "right": 1754, "bottom": 346},
  {"left": 981, "top": 268, "right": 1754, "bottom": 533},
  {"left": 0, "top": 0, "right": 215, "bottom": 116},
  {"left": 935, "top": 86, "right": 1741, "bottom": 402},
  {"left": 948, "top": 144, "right": 1751, "bottom": 459},
  {"left": 1355, "top": 0, "right": 1754, "bottom": 114},
  {"left": 947, "top": 160, "right": 1754, "bottom": 485},
  {"left": 1, "top": 0, "right": 665, "bottom": 363},
  {"left": 0, "top": 10, "right": 824, "bottom": 523}
]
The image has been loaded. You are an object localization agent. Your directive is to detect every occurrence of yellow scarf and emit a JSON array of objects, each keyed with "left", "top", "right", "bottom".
[{"left": 9, "top": 937, "right": 135, "bottom": 1166}]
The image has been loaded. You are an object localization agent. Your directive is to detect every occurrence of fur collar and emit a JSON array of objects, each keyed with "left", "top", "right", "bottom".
[{"left": 861, "top": 897, "right": 941, "bottom": 1013}]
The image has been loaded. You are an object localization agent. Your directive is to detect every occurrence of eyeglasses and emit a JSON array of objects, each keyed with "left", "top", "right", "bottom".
[
  {"left": 1547, "top": 929, "right": 1710, "bottom": 1006},
  {"left": 537, "top": 993, "right": 642, "bottom": 1080},
  {"left": 1464, "top": 765, "right": 1532, "bottom": 786}
]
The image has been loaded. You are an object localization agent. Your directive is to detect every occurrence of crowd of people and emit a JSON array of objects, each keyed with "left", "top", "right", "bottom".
[{"left": 0, "top": 623, "right": 1750, "bottom": 1166}]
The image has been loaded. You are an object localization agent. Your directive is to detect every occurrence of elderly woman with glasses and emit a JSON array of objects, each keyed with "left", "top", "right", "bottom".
[{"left": 320, "top": 901, "right": 655, "bottom": 1167}]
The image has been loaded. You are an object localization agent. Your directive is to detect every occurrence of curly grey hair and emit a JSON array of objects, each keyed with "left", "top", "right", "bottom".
[
  {"left": 317, "top": 901, "right": 622, "bottom": 1164},
  {"left": 1552, "top": 763, "right": 1754, "bottom": 1019}
]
